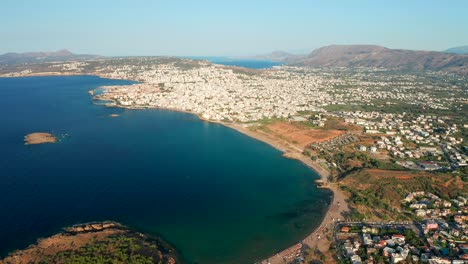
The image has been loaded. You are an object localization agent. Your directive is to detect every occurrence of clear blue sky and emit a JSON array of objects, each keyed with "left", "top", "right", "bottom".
[{"left": 1, "top": 0, "right": 467, "bottom": 56}]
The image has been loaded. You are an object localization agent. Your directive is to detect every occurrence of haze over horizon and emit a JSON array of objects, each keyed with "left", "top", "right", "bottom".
[{"left": 2, "top": 0, "right": 468, "bottom": 56}]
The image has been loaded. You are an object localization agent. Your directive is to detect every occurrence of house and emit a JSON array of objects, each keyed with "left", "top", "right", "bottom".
[
  {"left": 350, "top": 255, "right": 362, "bottom": 264},
  {"left": 426, "top": 221, "right": 439, "bottom": 230},
  {"left": 391, "top": 253, "right": 405, "bottom": 263},
  {"left": 418, "top": 161, "right": 440, "bottom": 171},
  {"left": 383, "top": 247, "right": 394, "bottom": 257},
  {"left": 376, "top": 240, "right": 387, "bottom": 248},
  {"left": 392, "top": 234, "right": 405, "bottom": 245},
  {"left": 362, "top": 233, "right": 373, "bottom": 245},
  {"left": 341, "top": 226, "right": 350, "bottom": 233},
  {"left": 410, "top": 203, "right": 427, "bottom": 209},
  {"left": 427, "top": 257, "right": 450, "bottom": 264},
  {"left": 386, "top": 239, "right": 396, "bottom": 247},
  {"left": 416, "top": 209, "right": 427, "bottom": 217}
]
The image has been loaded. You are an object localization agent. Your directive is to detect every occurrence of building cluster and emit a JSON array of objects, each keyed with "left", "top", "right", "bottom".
[
  {"left": 403, "top": 192, "right": 468, "bottom": 221},
  {"left": 310, "top": 132, "right": 360, "bottom": 152},
  {"left": 337, "top": 221, "right": 468, "bottom": 264},
  {"left": 30, "top": 58, "right": 463, "bottom": 125},
  {"left": 307, "top": 113, "right": 327, "bottom": 127},
  {"left": 338, "top": 111, "right": 467, "bottom": 170},
  {"left": 96, "top": 64, "right": 337, "bottom": 122},
  {"left": 49, "top": 62, "right": 88, "bottom": 71}
]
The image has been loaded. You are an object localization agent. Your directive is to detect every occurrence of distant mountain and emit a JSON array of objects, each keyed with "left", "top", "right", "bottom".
[
  {"left": 239, "top": 51, "right": 304, "bottom": 62},
  {"left": 291, "top": 45, "right": 468, "bottom": 75},
  {"left": 0, "top": 49, "right": 103, "bottom": 65},
  {"left": 444, "top": 45, "right": 468, "bottom": 54}
]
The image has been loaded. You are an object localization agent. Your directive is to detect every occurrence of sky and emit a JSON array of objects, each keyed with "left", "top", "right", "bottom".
[{"left": 1, "top": 0, "right": 468, "bottom": 56}]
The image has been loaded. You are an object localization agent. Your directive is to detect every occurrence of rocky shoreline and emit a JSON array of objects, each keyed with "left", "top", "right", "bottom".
[{"left": 0, "top": 221, "right": 180, "bottom": 264}]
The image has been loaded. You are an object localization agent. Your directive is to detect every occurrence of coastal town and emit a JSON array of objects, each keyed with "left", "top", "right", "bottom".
[
  {"left": 2, "top": 1, "right": 468, "bottom": 264},
  {"left": 1, "top": 57, "right": 466, "bottom": 263},
  {"left": 336, "top": 191, "right": 468, "bottom": 263}
]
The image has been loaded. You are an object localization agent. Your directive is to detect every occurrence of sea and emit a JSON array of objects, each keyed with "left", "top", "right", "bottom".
[
  {"left": 0, "top": 75, "right": 330, "bottom": 264},
  {"left": 184, "top": 57, "right": 284, "bottom": 69}
]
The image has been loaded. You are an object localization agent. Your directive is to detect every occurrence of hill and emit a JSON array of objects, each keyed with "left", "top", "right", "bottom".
[
  {"left": 445, "top": 45, "right": 468, "bottom": 54},
  {"left": 0, "top": 49, "right": 102, "bottom": 65},
  {"left": 291, "top": 45, "right": 468, "bottom": 75}
]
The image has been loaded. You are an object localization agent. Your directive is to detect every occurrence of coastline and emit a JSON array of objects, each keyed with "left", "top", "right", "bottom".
[
  {"left": 0, "top": 221, "right": 180, "bottom": 264},
  {"left": 91, "top": 83, "right": 350, "bottom": 263},
  {"left": 222, "top": 123, "right": 348, "bottom": 263},
  {"left": 97, "top": 99, "right": 349, "bottom": 263},
  {"left": 6, "top": 73, "right": 348, "bottom": 263}
]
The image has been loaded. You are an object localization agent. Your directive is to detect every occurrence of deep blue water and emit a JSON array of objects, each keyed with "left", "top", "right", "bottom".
[
  {"left": 0, "top": 76, "right": 330, "bottom": 264},
  {"left": 185, "top": 56, "right": 283, "bottom": 69}
]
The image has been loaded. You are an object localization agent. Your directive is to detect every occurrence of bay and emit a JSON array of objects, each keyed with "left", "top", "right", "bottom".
[{"left": 0, "top": 75, "right": 330, "bottom": 264}]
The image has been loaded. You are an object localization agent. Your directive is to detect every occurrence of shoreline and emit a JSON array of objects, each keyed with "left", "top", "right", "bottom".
[
  {"left": 97, "top": 100, "right": 349, "bottom": 263},
  {"left": 0, "top": 221, "right": 180, "bottom": 264},
  {"left": 93, "top": 85, "right": 349, "bottom": 263},
  {"left": 7, "top": 73, "right": 348, "bottom": 263},
  {"left": 221, "top": 123, "right": 348, "bottom": 263}
]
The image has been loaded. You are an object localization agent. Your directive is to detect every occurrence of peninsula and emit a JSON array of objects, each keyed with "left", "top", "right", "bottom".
[{"left": 0, "top": 222, "right": 179, "bottom": 264}]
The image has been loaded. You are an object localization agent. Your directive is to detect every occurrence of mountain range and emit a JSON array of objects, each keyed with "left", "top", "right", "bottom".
[
  {"left": 2, "top": 46, "right": 468, "bottom": 75},
  {"left": 444, "top": 45, "right": 468, "bottom": 54},
  {"left": 287, "top": 45, "right": 468, "bottom": 75},
  {"left": 0, "top": 49, "right": 102, "bottom": 65}
]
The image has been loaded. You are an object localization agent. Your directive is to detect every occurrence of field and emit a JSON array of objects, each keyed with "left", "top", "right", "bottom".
[
  {"left": 339, "top": 169, "right": 468, "bottom": 221},
  {"left": 365, "top": 169, "right": 419, "bottom": 179},
  {"left": 264, "top": 121, "right": 345, "bottom": 148}
]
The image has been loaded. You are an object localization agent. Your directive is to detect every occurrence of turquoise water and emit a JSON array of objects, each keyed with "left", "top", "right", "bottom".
[{"left": 0, "top": 76, "right": 330, "bottom": 263}]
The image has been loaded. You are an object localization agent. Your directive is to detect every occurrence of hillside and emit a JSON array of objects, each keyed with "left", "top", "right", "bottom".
[
  {"left": 445, "top": 45, "right": 468, "bottom": 54},
  {"left": 0, "top": 49, "right": 102, "bottom": 65},
  {"left": 291, "top": 45, "right": 468, "bottom": 75},
  {"left": 340, "top": 169, "right": 467, "bottom": 221}
]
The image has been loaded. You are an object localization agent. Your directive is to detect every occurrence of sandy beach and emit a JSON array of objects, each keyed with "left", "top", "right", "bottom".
[
  {"left": 91, "top": 100, "right": 349, "bottom": 263},
  {"left": 224, "top": 123, "right": 349, "bottom": 264}
]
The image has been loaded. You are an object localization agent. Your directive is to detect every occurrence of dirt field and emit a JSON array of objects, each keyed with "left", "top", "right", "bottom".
[
  {"left": 265, "top": 122, "right": 345, "bottom": 148},
  {"left": 365, "top": 169, "right": 421, "bottom": 179}
]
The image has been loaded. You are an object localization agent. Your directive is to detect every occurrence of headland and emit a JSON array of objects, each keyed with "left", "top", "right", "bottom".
[{"left": 0, "top": 222, "right": 179, "bottom": 264}]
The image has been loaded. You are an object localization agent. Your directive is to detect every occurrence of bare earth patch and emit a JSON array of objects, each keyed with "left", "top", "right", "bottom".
[
  {"left": 265, "top": 122, "right": 345, "bottom": 148},
  {"left": 24, "top": 132, "right": 56, "bottom": 145},
  {"left": 365, "top": 169, "right": 422, "bottom": 179}
]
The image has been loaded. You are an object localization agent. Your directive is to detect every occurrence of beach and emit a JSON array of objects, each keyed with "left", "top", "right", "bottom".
[
  {"left": 224, "top": 123, "right": 349, "bottom": 263},
  {"left": 94, "top": 96, "right": 350, "bottom": 263}
]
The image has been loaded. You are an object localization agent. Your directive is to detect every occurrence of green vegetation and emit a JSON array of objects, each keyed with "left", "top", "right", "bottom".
[
  {"left": 339, "top": 168, "right": 467, "bottom": 221},
  {"left": 321, "top": 150, "right": 405, "bottom": 179},
  {"left": 39, "top": 233, "right": 175, "bottom": 264}
]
